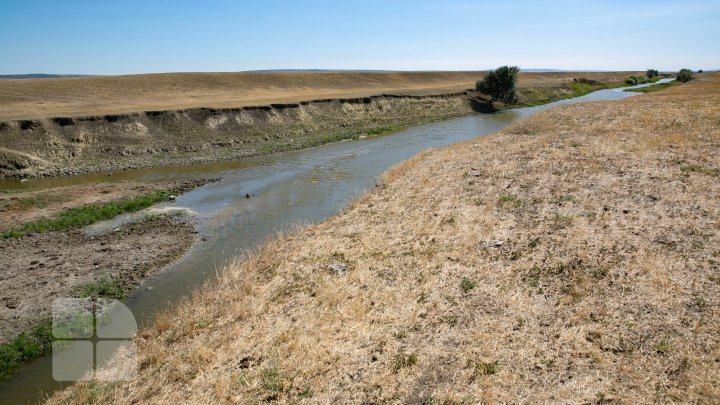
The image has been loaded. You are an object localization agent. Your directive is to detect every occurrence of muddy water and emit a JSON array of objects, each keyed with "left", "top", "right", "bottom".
[{"left": 0, "top": 81, "right": 668, "bottom": 403}]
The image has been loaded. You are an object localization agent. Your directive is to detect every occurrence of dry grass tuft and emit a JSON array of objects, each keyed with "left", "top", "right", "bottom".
[{"left": 51, "top": 74, "right": 720, "bottom": 404}]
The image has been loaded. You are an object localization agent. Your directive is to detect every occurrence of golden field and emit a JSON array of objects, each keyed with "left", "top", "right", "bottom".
[{"left": 0, "top": 71, "right": 639, "bottom": 120}]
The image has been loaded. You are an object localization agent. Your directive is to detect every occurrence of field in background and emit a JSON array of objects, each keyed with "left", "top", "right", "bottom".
[{"left": 0, "top": 71, "right": 640, "bottom": 120}]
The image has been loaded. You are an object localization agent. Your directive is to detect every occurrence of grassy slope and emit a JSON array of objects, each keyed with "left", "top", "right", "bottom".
[
  {"left": 0, "top": 71, "right": 640, "bottom": 120},
  {"left": 52, "top": 75, "right": 719, "bottom": 403}
]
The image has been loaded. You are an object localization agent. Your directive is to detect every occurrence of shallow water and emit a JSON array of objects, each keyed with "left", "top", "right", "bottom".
[{"left": 0, "top": 80, "right": 670, "bottom": 403}]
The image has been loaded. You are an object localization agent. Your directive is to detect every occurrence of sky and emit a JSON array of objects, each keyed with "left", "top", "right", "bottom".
[{"left": 1, "top": 0, "right": 718, "bottom": 75}]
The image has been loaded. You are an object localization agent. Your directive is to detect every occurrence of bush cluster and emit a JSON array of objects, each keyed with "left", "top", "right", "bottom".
[{"left": 677, "top": 68, "right": 693, "bottom": 83}]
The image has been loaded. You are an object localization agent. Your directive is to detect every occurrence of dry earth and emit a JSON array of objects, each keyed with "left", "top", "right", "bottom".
[
  {"left": 0, "top": 217, "right": 195, "bottom": 343},
  {"left": 0, "top": 179, "right": 212, "bottom": 344},
  {"left": 52, "top": 74, "right": 720, "bottom": 404},
  {"left": 0, "top": 71, "right": 639, "bottom": 120}
]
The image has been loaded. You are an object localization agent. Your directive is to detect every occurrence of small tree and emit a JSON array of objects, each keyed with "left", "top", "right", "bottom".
[
  {"left": 476, "top": 66, "right": 520, "bottom": 106},
  {"left": 646, "top": 69, "right": 659, "bottom": 78},
  {"left": 677, "top": 68, "right": 693, "bottom": 83}
]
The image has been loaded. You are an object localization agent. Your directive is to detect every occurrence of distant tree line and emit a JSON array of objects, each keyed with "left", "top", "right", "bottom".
[{"left": 646, "top": 69, "right": 659, "bottom": 78}]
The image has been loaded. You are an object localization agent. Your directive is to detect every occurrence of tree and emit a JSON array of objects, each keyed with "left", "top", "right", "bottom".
[
  {"left": 476, "top": 66, "right": 520, "bottom": 106},
  {"left": 677, "top": 68, "right": 693, "bottom": 83},
  {"left": 646, "top": 69, "right": 659, "bottom": 78}
]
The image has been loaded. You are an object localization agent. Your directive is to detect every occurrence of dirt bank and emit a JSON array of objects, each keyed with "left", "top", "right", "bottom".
[
  {"left": 51, "top": 74, "right": 719, "bottom": 403},
  {"left": 0, "top": 179, "right": 213, "bottom": 344},
  {"left": 0, "top": 74, "right": 631, "bottom": 179}
]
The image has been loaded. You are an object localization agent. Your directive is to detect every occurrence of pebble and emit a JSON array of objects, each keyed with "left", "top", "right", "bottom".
[
  {"left": 482, "top": 240, "right": 504, "bottom": 248},
  {"left": 328, "top": 262, "right": 348, "bottom": 275}
]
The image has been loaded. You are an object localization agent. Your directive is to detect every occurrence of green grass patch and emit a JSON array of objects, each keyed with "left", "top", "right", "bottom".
[
  {"left": 681, "top": 164, "right": 720, "bottom": 177},
  {"left": 0, "top": 319, "right": 54, "bottom": 379},
  {"left": 392, "top": 353, "right": 418, "bottom": 372},
  {"left": 367, "top": 126, "right": 399, "bottom": 135},
  {"left": 260, "top": 366, "right": 291, "bottom": 394},
  {"left": 0, "top": 276, "right": 129, "bottom": 379},
  {"left": 570, "top": 82, "right": 593, "bottom": 97},
  {"left": 475, "top": 360, "right": 499, "bottom": 375},
  {"left": 624, "top": 81, "right": 679, "bottom": 93},
  {"left": 259, "top": 133, "right": 365, "bottom": 155},
  {"left": 1, "top": 190, "right": 171, "bottom": 238},
  {"left": 74, "top": 278, "right": 127, "bottom": 300},
  {"left": 497, "top": 194, "right": 523, "bottom": 208},
  {"left": 460, "top": 277, "right": 476, "bottom": 293},
  {"left": 515, "top": 80, "right": 627, "bottom": 108}
]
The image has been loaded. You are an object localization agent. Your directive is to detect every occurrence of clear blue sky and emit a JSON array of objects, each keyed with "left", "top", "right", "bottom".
[{"left": 1, "top": 0, "right": 718, "bottom": 75}]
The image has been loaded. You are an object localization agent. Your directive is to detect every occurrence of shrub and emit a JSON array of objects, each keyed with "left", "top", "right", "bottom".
[
  {"left": 677, "top": 68, "right": 693, "bottom": 83},
  {"left": 461, "top": 277, "right": 476, "bottom": 293},
  {"left": 476, "top": 66, "right": 520, "bottom": 105},
  {"left": 624, "top": 77, "right": 638, "bottom": 85},
  {"left": 475, "top": 360, "right": 499, "bottom": 375},
  {"left": 646, "top": 69, "right": 659, "bottom": 78},
  {"left": 0, "top": 320, "right": 54, "bottom": 378},
  {"left": 393, "top": 353, "right": 418, "bottom": 372}
]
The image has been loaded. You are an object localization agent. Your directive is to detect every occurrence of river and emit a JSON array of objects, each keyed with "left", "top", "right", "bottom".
[{"left": 0, "top": 79, "right": 671, "bottom": 404}]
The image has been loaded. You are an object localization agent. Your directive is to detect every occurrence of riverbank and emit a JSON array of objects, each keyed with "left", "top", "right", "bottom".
[
  {"left": 0, "top": 179, "right": 213, "bottom": 377},
  {"left": 0, "top": 72, "right": 636, "bottom": 179},
  {"left": 51, "top": 73, "right": 719, "bottom": 403}
]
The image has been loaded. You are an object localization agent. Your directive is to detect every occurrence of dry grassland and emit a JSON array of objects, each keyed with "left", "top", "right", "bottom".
[
  {"left": 52, "top": 74, "right": 719, "bottom": 404},
  {"left": 0, "top": 71, "right": 638, "bottom": 120}
]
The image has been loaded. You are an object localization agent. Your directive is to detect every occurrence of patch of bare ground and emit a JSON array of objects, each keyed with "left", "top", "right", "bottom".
[
  {"left": 51, "top": 74, "right": 720, "bottom": 403},
  {"left": 0, "top": 179, "right": 213, "bottom": 344},
  {"left": 0, "top": 217, "right": 196, "bottom": 344}
]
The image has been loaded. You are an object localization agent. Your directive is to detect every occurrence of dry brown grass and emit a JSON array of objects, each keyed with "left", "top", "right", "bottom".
[
  {"left": 51, "top": 74, "right": 720, "bottom": 404},
  {"left": 0, "top": 71, "right": 639, "bottom": 120}
]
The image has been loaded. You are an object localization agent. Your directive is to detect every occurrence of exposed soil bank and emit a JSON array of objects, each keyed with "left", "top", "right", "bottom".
[
  {"left": 0, "top": 179, "right": 212, "bottom": 344},
  {"left": 0, "top": 78, "right": 626, "bottom": 179},
  {"left": 50, "top": 75, "right": 719, "bottom": 403}
]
